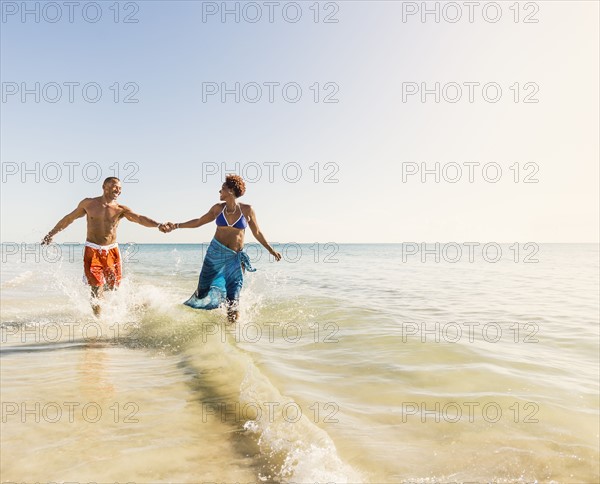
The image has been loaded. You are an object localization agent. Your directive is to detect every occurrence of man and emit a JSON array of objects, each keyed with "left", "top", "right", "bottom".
[{"left": 41, "top": 177, "right": 167, "bottom": 316}]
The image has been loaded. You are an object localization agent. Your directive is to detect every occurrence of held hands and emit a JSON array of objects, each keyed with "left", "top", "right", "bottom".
[
  {"left": 158, "top": 222, "right": 177, "bottom": 233},
  {"left": 270, "top": 249, "right": 282, "bottom": 262},
  {"left": 41, "top": 234, "right": 53, "bottom": 245}
]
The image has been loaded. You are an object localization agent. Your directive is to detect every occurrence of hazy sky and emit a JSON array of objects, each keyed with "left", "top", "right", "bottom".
[{"left": 1, "top": 0, "right": 598, "bottom": 243}]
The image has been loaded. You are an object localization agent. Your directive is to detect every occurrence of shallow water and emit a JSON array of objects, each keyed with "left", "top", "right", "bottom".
[{"left": 1, "top": 243, "right": 598, "bottom": 482}]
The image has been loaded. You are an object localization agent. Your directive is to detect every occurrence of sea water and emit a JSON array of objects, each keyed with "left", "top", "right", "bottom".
[{"left": 1, "top": 243, "right": 598, "bottom": 483}]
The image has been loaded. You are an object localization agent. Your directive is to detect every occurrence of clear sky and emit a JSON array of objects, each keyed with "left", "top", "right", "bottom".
[{"left": 1, "top": 0, "right": 598, "bottom": 244}]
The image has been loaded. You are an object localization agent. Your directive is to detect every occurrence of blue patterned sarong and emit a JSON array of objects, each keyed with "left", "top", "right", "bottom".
[{"left": 184, "top": 238, "right": 256, "bottom": 310}]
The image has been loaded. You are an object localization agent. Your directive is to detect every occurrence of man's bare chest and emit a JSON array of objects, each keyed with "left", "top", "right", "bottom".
[{"left": 86, "top": 205, "right": 122, "bottom": 225}]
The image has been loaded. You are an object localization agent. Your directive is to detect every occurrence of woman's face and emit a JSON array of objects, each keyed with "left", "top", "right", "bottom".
[{"left": 219, "top": 183, "right": 233, "bottom": 201}]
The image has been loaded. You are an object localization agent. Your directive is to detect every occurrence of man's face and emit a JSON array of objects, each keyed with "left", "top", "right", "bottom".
[{"left": 103, "top": 180, "right": 122, "bottom": 200}]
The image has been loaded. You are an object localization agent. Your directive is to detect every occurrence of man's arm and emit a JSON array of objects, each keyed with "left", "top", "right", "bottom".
[
  {"left": 247, "top": 206, "right": 282, "bottom": 261},
  {"left": 169, "top": 204, "right": 221, "bottom": 230},
  {"left": 42, "top": 200, "right": 88, "bottom": 245},
  {"left": 121, "top": 205, "right": 162, "bottom": 228}
]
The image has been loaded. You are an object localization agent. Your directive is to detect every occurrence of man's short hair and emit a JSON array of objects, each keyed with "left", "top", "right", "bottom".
[{"left": 103, "top": 177, "right": 120, "bottom": 186}]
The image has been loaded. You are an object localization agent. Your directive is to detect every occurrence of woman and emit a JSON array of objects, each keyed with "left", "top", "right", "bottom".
[{"left": 165, "top": 175, "right": 281, "bottom": 322}]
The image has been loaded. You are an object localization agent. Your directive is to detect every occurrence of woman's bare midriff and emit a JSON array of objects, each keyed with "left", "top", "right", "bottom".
[{"left": 214, "top": 226, "right": 245, "bottom": 252}]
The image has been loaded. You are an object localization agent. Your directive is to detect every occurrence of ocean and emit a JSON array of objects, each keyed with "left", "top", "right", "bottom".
[{"left": 1, "top": 242, "right": 598, "bottom": 483}]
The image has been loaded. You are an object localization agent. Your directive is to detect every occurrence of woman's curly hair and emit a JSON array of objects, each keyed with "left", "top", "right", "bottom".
[{"left": 224, "top": 174, "right": 246, "bottom": 198}]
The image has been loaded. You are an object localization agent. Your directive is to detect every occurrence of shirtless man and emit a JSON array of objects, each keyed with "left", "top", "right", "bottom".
[{"left": 41, "top": 177, "right": 167, "bottom": 316}]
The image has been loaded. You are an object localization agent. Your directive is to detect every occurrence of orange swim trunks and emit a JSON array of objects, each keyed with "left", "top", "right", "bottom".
[{"left": 83, "top": 242, "right": 122, "bottom": 288}]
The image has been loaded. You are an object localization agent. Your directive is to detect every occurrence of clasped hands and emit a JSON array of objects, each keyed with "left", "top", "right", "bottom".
[{"left": 158, "top": 222, "right": 177, "bottom": 233}]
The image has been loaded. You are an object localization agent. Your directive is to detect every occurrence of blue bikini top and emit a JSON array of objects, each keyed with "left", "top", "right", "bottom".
[{"left": 215, "top": 205, "right": 248, "bottom": 230}]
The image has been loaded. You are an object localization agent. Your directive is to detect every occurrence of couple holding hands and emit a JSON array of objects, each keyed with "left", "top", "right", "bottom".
[{"left": 42, "top": 174, "right": 281, "bottom": 321}]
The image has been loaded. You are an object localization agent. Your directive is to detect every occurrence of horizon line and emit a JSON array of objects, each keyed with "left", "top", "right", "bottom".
[{"left": 1, "top": 241, "right": 599, "bottom": 245}]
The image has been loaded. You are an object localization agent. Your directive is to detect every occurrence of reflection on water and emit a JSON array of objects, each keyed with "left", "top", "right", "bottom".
[{"left": 79, "top": 343, "right": 115, "bottom": 400}]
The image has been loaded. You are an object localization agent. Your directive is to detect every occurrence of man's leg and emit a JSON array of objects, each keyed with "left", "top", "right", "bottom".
[
  {"left": 104, "top": 246, "right": 122, "bottom": 291},
  {"left": 84, "top": 246, "right": 105, "bottom": 317},
  {"left": 90, "top": 285, "right": 103, "bottom": 316}
]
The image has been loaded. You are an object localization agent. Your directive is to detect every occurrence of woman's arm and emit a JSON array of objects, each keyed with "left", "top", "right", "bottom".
[
  {"left": 246, "top": 205, "right": 282, "bottom": 261},
  {"left": 171, "top": 204, "right": 221, "bottom": 230}
]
